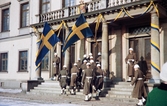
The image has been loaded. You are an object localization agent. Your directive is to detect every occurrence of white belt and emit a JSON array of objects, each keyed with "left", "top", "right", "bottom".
[
  {"left": 61, "top": 75, "right": 66, "bottom": 78},
  {"left": 71, "top": 73, "right": 77, "bottom": 75},
  {"left": 138, "top": 78, "right": 143, "bottom": 80},
  {"left": 86, "top": 77, "right": 92, "bottom": 79},
  {"left": 86, "top": 77, "right": 92, "bottom": 83},
  {"left": 96, "top": 75, "right": 102, "bottom": 78}
]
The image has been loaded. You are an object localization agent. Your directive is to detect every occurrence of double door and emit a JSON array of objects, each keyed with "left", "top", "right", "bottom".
[{"left": 129, "top": 37, "right": 151, "bottom": 72}]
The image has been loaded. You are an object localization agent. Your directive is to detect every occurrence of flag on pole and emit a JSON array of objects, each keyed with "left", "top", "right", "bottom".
[
  {"left": 35, "top": 22, "right": 60, "bottom": 70},
  {"left": 62, "top": 14, "right": 93, "bottom": 52}
]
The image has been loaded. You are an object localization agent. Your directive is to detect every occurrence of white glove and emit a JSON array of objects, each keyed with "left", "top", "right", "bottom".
[
  {"left": 127, "top": 61, "right": 130, "bottom": 64},
  {"left": 132, "top": 59, "right": 134, "bottom": 61}
]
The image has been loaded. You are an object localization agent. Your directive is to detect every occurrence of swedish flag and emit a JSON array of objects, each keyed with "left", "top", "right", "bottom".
[
  {"left": 35, "top": 22, "right": 60, "bottom": 69},
  {"left": 62, "top": 14, "right": 93, "bottom": 52}
]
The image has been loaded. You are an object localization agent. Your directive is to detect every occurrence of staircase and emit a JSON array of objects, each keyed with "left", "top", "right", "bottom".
[
  {"left": 103, "top": 81, "right": 138, "bottom": 103},
  {"left": 27, "top": 80, "right": 138, "bottom": 104}
]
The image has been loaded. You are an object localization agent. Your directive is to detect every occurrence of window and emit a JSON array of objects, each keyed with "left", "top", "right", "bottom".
[
  {"left": 20, "top": 2, "right": 29, "bottom": 27},
  {"left": 41, "top": 53, "right": 49, "bottom": 71},
  {"left": 63, "top": 0, "right": 76, "bottom": 7},
  {"left": 2, "top": 8, "right": 9, "bottom": 31},
  {"left": 19, "top": 51, "right": 28, "bottom": 71},
  {"left": 40, "top": 0, "right": 50, "bottom": 14},
  {"left": 0, "top": 53, "right": 8, "bottom": 72}
]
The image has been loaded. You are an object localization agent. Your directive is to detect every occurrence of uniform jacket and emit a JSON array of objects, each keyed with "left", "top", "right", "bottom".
[
  {"left": 58, "top": 69, "right": 68, "bottom": 88},
  {"left": 77, "top": 61, "right": 82, "bottom": 69},
  {"left": 146, "top": 83, "right": 167, "bottom": 106},
  {"left": 81, "top": 68, "right": 93, "bottom": 95},
  {"left": 125, "top": 53, "right": 137, "bottom": 76},
  {"left": 81, "top": 64, "right": 87, "bottom": 70},
  {"left": 70, "top": 66, "right": 79, "bottom": 87},
  {"left": 93, "top": 68, "right": 104, "bottom": 90},
  {"left": 131, "top": 69, "right": 147, "bottom": 98},
  {"left": 53, "top": 56, "right": 60, "bottom": 74}
]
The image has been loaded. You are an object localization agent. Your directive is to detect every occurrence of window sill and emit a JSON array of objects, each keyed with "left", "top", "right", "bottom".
[
  {"left": 0, "top": 71, "right": 8, "bottom": 73},
  {"left": 1, "top": 30, "right": 10, "bottom": 33},
  {"left": 18, "top": 26, "right": 30, "bottom": 29},
  {"left": 17, "top": 70, "right": 28, "bottom": 72}
]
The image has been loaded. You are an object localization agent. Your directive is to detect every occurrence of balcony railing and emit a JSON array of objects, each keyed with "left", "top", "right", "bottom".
[
  {"left": 37, "top": 0, "right": 141, "bottom": 23},
  {"left": 108, "top": 0, "right": 140, "bottom": 7}
]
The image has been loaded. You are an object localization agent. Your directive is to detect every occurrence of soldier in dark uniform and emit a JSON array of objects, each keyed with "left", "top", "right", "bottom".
[
  {"left": 58, "top": 65, "right": 68, "bottom": 95},
  {"left": 70, "top": 63, "right": 79, "bottom": 95},
  {"left": 138, "top": 56, "right": 148, "bottom": 76},
  {"left": 131, "top": 64, "right": 147, "bottom": 106},
  {"left": 76, "top": 58, "right": 82, "bottom": 91},
  {"left": 125, "top": 48, "right": 137, "bottom": 82},
  {"left": 93, "top": 64, "right": 104, "bottom": 97},
  {"left": 87, "top": 53, "right": 92, "bottom": 62},
  {"left": 52, "top": 53, "right": 60, "bottom": 80},
  {"left": 81, "top": 62, "right": 93, "bottom": 101},
  {"left": 96, "top": 52, "right": 101, "bottom": 64}
]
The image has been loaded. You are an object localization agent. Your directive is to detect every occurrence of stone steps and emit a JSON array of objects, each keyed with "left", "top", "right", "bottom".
[{"left": 28, "top": 80, "right": 138, "bottom": 104}]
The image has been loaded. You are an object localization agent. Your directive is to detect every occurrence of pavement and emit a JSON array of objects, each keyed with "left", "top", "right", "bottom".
[{"left": 0, "top": 88, "right": 136, "bottom": 106}]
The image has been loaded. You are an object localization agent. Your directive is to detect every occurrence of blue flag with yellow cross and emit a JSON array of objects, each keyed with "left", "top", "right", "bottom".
[
  {"left": 62, "top": 14, "right": 93, "bottom": 52},
  {"left": 35, "top": 22, "right": 60, "bottom": 69}
]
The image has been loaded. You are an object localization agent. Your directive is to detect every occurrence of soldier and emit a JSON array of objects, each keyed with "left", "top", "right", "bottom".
[
  {"left": 70, "top": 63, "right": 79, "bottom": 95},
  {"left": 77, "top": 58, "right": 82, "bottom": 91},
  {"left": 125, "top": 48, "right": 137, "bottom": 82},
  {"left": 93, "top": 64, "right": 104, "bottom": 97},
  {"left": 82, "top": 54, "right": 87, "bottom": 63},
  {"left": 130, "top": 64, "right": 147, "bottom": 106},
  {"left": 81, "top": 62, "right": 93, "bottom": 101},
  {"left": 58, "top": 65, "right": 68, "bottom": 95},
  {"left": 96, "top": 52, "right": 101, "bottom": 64},
  {"left": 87, "top": 53, "right": 93, "bottom": 62},
  {"left": 52, "top": 53, "right": 61, "bottom": 81},
  {"left": 90, "top": 60, "right": 96, "bottom": 71},
  {"left": 81, "top": 60, "right": 87, "bottom": 71}
]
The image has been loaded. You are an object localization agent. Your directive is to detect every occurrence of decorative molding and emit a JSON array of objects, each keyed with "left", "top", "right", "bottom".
[{"left": 0, "top": 2, "right": 11, "bottom": 8}]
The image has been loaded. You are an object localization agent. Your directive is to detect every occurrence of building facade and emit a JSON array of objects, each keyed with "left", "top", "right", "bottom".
[{"left": 0, "top": 0, "right": 167, "bottom": 85}]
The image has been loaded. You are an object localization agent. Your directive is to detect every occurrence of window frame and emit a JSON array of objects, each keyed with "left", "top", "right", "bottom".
[
  {"left": 40, "top": 0, "right": 51, "bottom": 14},
  {"left": 20, "top": 2, "right": 29, "bottom": 28},
  {"left": 41, "top": 52, "right": 49, "bottom": 71},
  {"left": 63, "top": 0, "right": 76, "bottom": 7},
  {"left": 1, "top": 8, "right": 10, "bottom": 32},
  {"left": 0, "top": 52, "right": 8, "bottom": 72},
  {"left": 18, "top": 50, "right": 28, "bottom": 72}
]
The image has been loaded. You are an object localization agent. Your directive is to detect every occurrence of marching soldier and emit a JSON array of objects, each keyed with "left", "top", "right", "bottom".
[
  {"left": 93, "top": 64, "right": 104, "bottom": 97},
  {"left": 87, "top": 53, "right": 93, "bottom": 62},
  {"left": 81, "top": 60, "right": 87, "bottom": 71},
  {"left": 81, "top": 62, "right": 93, "bottom": 101},
  {"left": 77, "top": 58, "right": 82, "bottom": 91},
  {"left": 82, "top": 54, "right": 87, "bottom": 63},
  {"left": 58, "top": 65, "right": 68, "bottom": 95},
  {"left": 70, "top": 63, "right": 79, "bottom": 95},
  {"left": 125, "top": 48, "right": 137, "bottom": 82},
  {"left": 131, "top": 64, "right": 147, "bottom": 106},
  {"left": 52, "top": 52, "right": 60, "bottom": 80},
  {"left": 90, "top": 60, "right": 96, "bottom": 71},
  {"left": 96, "top": 52, "right": 101, "bottom": 64}
]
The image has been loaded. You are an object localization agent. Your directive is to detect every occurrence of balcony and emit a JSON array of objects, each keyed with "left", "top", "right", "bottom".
[{"left": 36, "top": 0, "right": 160, "bottom": 24}]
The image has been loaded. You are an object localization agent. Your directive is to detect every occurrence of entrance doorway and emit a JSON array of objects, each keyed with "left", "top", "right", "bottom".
[{"left": 129, "top": 37, "right": 151, "bottom": 78}]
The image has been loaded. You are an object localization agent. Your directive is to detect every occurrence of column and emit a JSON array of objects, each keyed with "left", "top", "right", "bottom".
[
  {"left": 80, "top": 39, "right": 85, "bottom": 60},
  {"left": 101, "top": 22, "right": 109, "bottom": 77},
  {"left": 64, "top": 28, "right": 70, "bottom": 70},
  {"left": 149, "top": 12, "right": 160, "bottom": 83},
  {"left": 35, "top": 33, "right": 43, "bottom": 80}
]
